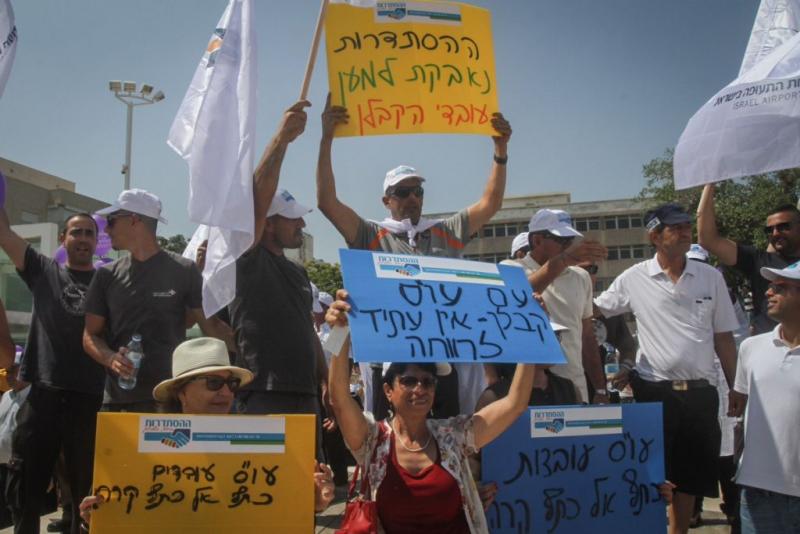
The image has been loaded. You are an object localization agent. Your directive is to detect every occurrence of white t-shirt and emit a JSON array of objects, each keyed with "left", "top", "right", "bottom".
[
  {"left": 501, "top": 255, "right": 593, "bottom": 402},
  {"left": 734, "top": 326, "right": 800, "bottom": 497},
  {"left": 594, "top": 255, "right": 739, "bottom": 382}
]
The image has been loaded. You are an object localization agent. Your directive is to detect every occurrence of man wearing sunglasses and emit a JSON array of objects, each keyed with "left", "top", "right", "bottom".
[
  {"left": 0, "top": 200, "right": 106, "bottom": 533},
  {"left": 316, "top": 95, "right": 512, "bottom": 417},
  {"left": 594, "top": 203, "right": 739, "bottom": 534},
  {"left": 83, "top": 189, "right": 233, "bottom": 415},
  {"left": 501, "top": 209, "right": 608, "bottom": 405},
  {"left": 730, "top": 262, "right": 800, "bottom": 532},
  {"left": 697, "top": 183, "right": 800, "bottom": 334}
]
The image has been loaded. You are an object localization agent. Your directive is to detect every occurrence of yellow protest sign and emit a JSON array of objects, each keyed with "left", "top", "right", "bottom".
[
  {"left": 325, "top": 1, "right": 498, "bottom": 137},
  {"left": 89, "top": 413, "right": 315, "bottom": 533}
]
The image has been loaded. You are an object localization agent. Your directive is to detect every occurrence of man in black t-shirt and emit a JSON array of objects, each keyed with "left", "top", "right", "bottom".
[
  {"left": 0, "top": 207, "right": 104, "bottom": 534},
  {"left": 698, "top": 184, "right": 800, "bottom": 334},
  {"left": 83, "top": 189, "right": 233, "bottom": 413}
]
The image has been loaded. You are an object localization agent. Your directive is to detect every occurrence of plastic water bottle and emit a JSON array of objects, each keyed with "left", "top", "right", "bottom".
[
  {"left": 118, "top": 334, "right": 144, "bottom": 390},
  {"left": 603, "top": 343, "right": 619, "bottom": 393}
]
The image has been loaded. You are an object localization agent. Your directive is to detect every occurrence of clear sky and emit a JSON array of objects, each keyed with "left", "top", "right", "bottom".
[{"left": 0, "top": 0, "right": 759, "bottom": 262}]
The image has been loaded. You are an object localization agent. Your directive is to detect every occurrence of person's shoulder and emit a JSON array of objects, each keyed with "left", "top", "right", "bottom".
[
  {"left": 739, "top": 330, "right": 774, "bottom": 354},
  {"left": 162, "top": 250, "right": 195, "bottom": 269}
]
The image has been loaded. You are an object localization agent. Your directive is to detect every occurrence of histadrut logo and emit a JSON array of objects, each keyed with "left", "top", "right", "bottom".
[
  {"left": 143, "top": 418, "right": 192, "bottom": 449},
  {"left": 534, "top": 410, "right": 567, "bottom": 434},
  {"left": 545, "top": 418, "right": 565, "bottom": 434},
  {"left": 376, "top": 254, "right": 421, "bottom": 277}
]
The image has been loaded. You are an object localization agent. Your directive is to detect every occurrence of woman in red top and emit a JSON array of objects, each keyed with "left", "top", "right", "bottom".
[{"left": 327, "top": 290, "right": 536, "bottom": 533}]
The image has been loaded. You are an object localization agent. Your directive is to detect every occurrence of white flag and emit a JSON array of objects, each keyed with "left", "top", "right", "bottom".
[
  {"left": 740, "top": 0, "right": 800, "bottom": 76},
  {"left": 168, "top": 0, "right": 256, "bottom": 317},
  {"left": 674, "top": 2, "right": 800, "bottom": 190},
  {"left": 0, "top": 0, "right": 18, "bottom": 99}
]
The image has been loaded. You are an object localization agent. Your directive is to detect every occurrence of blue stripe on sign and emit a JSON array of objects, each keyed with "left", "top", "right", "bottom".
[
  {"left": 144, "top": 432, "right": 173, "bottom": 441},
  {"left": 192, "top": 432, "right": 285, "bottom": 442},
  {"left": 565, "top": 419, "right": 623, "bottom": 427}
]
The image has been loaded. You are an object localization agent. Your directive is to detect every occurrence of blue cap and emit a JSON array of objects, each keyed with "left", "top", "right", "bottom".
[{"left": 644, "top": 203, "right": 691, "bottom": 231}]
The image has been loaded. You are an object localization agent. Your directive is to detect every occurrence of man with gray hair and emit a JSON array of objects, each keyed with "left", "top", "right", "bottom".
[{"left": 83, "top": 189, "right": 232, "bottom": 413}]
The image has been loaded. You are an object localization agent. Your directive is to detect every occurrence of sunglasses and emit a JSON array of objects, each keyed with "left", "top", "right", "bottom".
[
  {"left": 397, "top": 375, "right": 437, "bottom": 390},
  {"left": 544, "top": 233, "right": 575, "bottom": 247},
  {"left": 768, "top": 282, "right": 800, "bottom": 295},
  {"left": 106, "top": 212, "right": 134, "bottom": 227},
  {"left": 389, "top": 186, "right": 424, "bottom": 199},
  {"left": 187, "top": 375, "right": 242, "bottom": 392},
  {"left": 583, "top": 264, "right": 599, "bottom": 275},
  {"left": 764, "top": 222, "right": 794, "bottom": 235}
]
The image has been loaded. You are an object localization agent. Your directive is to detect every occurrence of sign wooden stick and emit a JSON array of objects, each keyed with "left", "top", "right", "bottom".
[{"left": 299, "top": 0, "right": 330, "bottom": 100}]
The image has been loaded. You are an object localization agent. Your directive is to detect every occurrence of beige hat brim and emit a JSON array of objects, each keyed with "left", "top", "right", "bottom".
[{"left": 152, "top": 365, "right": 254, "bottom": 403}]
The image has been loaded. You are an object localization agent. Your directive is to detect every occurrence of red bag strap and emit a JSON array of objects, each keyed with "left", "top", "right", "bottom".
[{"left": 350, "top": 420, "right": 389, "bottom": 500}]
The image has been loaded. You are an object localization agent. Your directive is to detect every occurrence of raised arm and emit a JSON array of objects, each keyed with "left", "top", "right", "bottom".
[
  {"left": 0, "top": 205, "right": 29, "bottom": 271},
  {"left": 471, "top": 363, "right": 535, "bottom": 449},
  {"left": 697, "top": 184, "right": 737, "bottom": 266},
  {"left": 0, "top": 298, "right": 14, "bottom": 369},
  {"left": 317, "top": 94, "right": 362, "bottom": 245},
  {"left": 252, "top": 100, "right": 311, "bottom": 246},
  {"left": 465, "top": 113, "right": 512, "bottom": 235},
  {"left": 527, "top": 241, "right": 607, "bottom": 293},
  {"left": 325, "top": 290, "right": 369, "bottom": 453}
]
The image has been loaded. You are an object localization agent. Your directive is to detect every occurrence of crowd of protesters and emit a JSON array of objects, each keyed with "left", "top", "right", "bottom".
[{"left": 0, "top": 99, "right": 797, "bottom": 534}]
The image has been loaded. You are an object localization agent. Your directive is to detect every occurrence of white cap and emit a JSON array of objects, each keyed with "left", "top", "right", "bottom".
[
  {"left": 382, "top": 361, "right": 452, "bottom": 377},
  {"left": 318, "top": 291, "right": 334, "bottom": 308},
  {"left": 310, "top": 282, "right": 323, "bottom": 313},
  {"left": 510, "top": 232, "right": 530, "bottom": 256},
  {"left": 383, "top": 165, "right": 425, "bottom": 194},
  {"left": 761, "top": 259, "right": 800, "bottom": 281},
  {"left": 95, "top": 189, "right": 168, "bottom": 223},
  {"left": 687, "top": 244, "right": 709, "bottom": 263},
  {"left": 528, "top": 209, "right": 582, "bottom": 238},
  {"left": 267, "top": 189, "right": 312, "bottom": 219}
]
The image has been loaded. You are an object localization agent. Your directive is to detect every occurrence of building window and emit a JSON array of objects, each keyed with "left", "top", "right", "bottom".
[
  {"left": 630, "top": 216, "right": 642, "bottom": 228},
  {"left": 575, "top": 219, "right": 588, "bottom": 232},
  {"left": 483, "top": 226, "right": 493, "bottom": 238},
  {"left": 605, "top": 218, "right": 617, "bottom": 230},
  {"left": 617, "top": 216, "right": 630, "bottom": 229},
  {"left": 632, "top": 245, "right": 646, "bottom": 259},
  {"left": 588, "top": 219, "right": 600, "bottom": 230},
  {"left": 620, "top": 247, "right": 632, "bottom": 259},
  {"left": 495, "top": 225, "right": 506, "bottom": 237},
  {"left": 607, "top": 247, "right": 619, "bottom": 261}
]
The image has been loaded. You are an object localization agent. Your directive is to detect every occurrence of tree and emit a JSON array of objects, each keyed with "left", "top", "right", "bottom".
[
  {"left": 305, "top": 259, "right": 343, "bottom": 296},
  {"left": 157, "top": 234, "right": 189, "bottom": 255},
  {"left": 638, "top": 149, "right": 800, "bottom": 250}
]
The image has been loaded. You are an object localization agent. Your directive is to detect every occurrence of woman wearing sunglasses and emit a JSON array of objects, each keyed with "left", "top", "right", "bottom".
[
  {"left": 78, "top": 338, "right": 335, "bottom": 527},
  {"left": 326, "top": 290, "right": 536, "bottom": 534}
]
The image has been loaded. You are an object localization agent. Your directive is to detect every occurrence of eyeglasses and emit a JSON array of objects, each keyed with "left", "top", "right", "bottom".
[
  {"left": 768, "top": 282, "right": 800, "bottom": 295},
  {"left": 764, "top": 222, "right": 794, "bottom": 235},
  {"left": 543, "top": 233, "right": 575, "bottom": 247},
  {"left": 388, "top": 186, "right": 424, "bottom": 199},
  {"left": 397, "top": 375, "right": 437, "bottom": 390},
  {"left": 583, "top": 264, "right": 599, "bottom": 275},
  {"left": 187, "top": 375, "right": 242, "bottom": 392},
  {"left": 106, "top": 212, "right": 134, "bottom": 227}
]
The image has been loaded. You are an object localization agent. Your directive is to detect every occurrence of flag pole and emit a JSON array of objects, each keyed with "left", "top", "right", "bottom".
[{"left": 299, "top": 0, "right": 330, "bottom": 100}]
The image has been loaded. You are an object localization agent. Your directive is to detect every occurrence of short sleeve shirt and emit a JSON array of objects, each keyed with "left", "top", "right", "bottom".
[
  {"left": 228, "top": 246, "right": 317, "bottom": 395},
  {"left": 349, "top": 210, "right": 471, "bottom": 257},
  {"left": 84, "top": 250, "right": 203, "bottom": 404},
  {"left": 734, "top": 327, "right": 800, "bottom": 497},
  {"left": 500, "top": 255, "right": 593, "bottom": 400},
  {"left": 594, "top": 256, "right": 740, "bottom": 382},
  {"left": 734, "top": 244, "right": 800, "bottom": 334},
  {"left": 17, "top": 246, "right": 105, "bottom": 395}
]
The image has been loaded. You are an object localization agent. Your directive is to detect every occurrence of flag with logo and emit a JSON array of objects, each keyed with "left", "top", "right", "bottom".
[
  {"left": 168, "top": 0, "right": 256, "bottom": 316},
  {"left": 0, "top": 0, "right": 18, "bottom": 99},
  {"left": 674, "top": 0, "right": 800, "bottom": 190}
]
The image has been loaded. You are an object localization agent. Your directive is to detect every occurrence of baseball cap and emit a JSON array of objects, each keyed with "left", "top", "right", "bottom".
[
  {"left": 510, "top": 232, "right": 530, "bottom": 256},
  {"left": 383, "top": 165, "right": 425, "bottom": 194},
  {"left": 268, "top": 189, "right": 312, "bottom": 219},
  {"left": 687, "top": 244, "right": 709, "bottom": 263},
  {"left": 95, "top": 189, "right": 168, "bottom": 223},
  {"left": 644, "top": 203, "right": 691, "bottom": 231},
  {"left": 761, "top": 260, "right": 800, "bottom": 281},
  {"left": 528, "top": 209, "right": 582, "bottom": 237}
]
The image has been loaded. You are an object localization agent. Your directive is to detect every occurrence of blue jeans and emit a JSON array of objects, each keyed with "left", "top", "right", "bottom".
[{"left": 740, "top": 486, "right": 800, "bottom": 533}]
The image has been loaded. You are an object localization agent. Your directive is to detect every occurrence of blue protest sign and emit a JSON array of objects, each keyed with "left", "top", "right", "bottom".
[
  {"left": 482, "top": 403, "right": 666, "bottom": 534},
  {"left": 339, "top": 249, "right": 566, "bottom": 364}
]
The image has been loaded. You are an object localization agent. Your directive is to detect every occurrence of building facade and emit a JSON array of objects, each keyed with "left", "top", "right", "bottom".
[{"left": 428, "top": 193, "right": 653, "bottom": 292}]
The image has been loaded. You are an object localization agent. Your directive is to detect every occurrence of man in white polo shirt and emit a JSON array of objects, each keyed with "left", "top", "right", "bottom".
[
  {"left": 501, "top": 208, "right": 608, "bottom": 403},
  {"left": 731, "top": 261, "right": 800, "bottom": 533},
  {"left": 594, "top": 203, "right": 739, "bottom": 534}
]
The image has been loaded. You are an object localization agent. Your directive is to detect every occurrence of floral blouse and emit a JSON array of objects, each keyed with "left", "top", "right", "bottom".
[{"left": 349, "top": 412, "right": 489, "bottom": 534}]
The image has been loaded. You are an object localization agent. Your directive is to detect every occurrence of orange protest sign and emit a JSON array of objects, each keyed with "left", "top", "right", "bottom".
[
  {"left": 89, "top": 413, "right": 315, "bottom": 533},
  {"left": 325, "top": 1, "right": 499, "bottom": 137}
]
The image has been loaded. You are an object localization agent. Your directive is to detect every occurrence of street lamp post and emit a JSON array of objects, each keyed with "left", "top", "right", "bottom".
[{"left": 108, "top": 80, "right": 165, "bottom": 190}]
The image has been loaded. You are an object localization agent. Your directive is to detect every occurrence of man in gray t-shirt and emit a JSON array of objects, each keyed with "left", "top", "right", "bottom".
[
  {"left": 316, "top": 96, "right": 513, "bottom": 416},
  {"left": 84, "top": 189, "right": 233, "bottom": 412}
]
